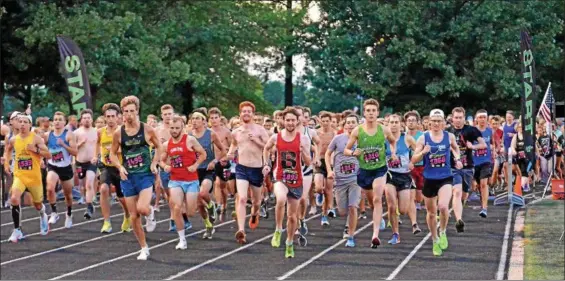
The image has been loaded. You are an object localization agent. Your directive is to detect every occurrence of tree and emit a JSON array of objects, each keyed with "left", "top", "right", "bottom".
[{"left": 304, "top": 1, "right": 564, "bottom": 115}]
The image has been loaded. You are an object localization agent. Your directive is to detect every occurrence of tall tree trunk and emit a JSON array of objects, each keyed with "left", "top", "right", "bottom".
[
  {"left": 183, "top": 80, "right": 195, "bottom": 116},
  {"left": 90, "top": 84, "right": 98, "bottom": 112},
  {"left": 284, "top": 0, "right": 293, "bottom": 107}
]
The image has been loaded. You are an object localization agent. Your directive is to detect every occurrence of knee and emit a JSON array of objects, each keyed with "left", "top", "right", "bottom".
[
  {"left": 173, "top": 204, "right": 183, "bottom": 215},
  {"left": 372, "top": 196, "right": 382, "bottom": 205},
  {"left": 10, "top": 195, "right": 20, "bottom": 206},
  {"left": 99, "top": 185, "right": 110, "bottom": 195},
  {"left": 237, "top": 195, "right": 248, "bottom": 205},
  {"left": 437, "top": 203, "right": 449, "bottom": 213},
  {"left": 453, "top": 189, "right": 462, "bottom": 198},
  {"left": 137, "top": 205, "right": 150, "bottom": 216},
  {"left": 287, "top": 213, "right": 297, "bottom": 225}
]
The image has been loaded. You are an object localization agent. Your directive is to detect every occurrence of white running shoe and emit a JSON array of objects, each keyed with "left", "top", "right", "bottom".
[
  {"left": 145, "top": 207, "right": 157, "bottom": 232},
  {"left": 39, "top": 213, "right": 49, "bottom": 235},
  {"left": 175, "top": 239, "right": 187, "bottom": 250},
  {"left": 9, "top": 228, "right": 24, "bottom": 243},
  {"left": 137, "top": 248, "right": 150, "bottom": 260},
  {"left": 48, "top": 213, "right": 60, "bottom": 224},
  {"left": 65, "top": 214, "right": 73, "bottom": 228},
  {"left": 308, "top": 206, "right": 317, "bottom": 216}
]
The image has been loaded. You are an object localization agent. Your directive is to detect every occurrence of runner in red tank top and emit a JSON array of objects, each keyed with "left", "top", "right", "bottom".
[
  {"left": 160, "top": 116, "right": 207, "bottom": 250},
  {"left": 262, "top": 107, "right": 311, "bottom": 259}
]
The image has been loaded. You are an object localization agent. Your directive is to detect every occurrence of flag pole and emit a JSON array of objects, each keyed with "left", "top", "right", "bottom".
[{"left": 542, "top": 82, "right": 554, "bottom": 198}]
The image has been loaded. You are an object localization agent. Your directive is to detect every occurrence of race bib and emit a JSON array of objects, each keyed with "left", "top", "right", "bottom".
[
  {"left": 223, "top": 169, "right": 231, "bottom": 179},
  {"left": 387, "top": 157, "right": 401, "bottom": 169},
  {"left": 459, "top": 151, "right": 468, "bottom": 166},
  {"left": 104, "top": 153, "right": 112, "bottom": 165},
  {"left": 363, "top": 148, "right": 380, "bottom": 164},
  {"left": 76, "top": 165, "right": 83, "bottom": 175},
  {"left": 170, "top": 155, "right": 183, "bottom": 168},
  {"left": 518, "top": 151, "right": 526, "bottom": 159},
  {"left": 339, "top": 162, "right": 356, "bottom": 175},
  {"left": 474, "top": 148, "right": 488, "bottom": 157},
  {"left": 125, "top": 153, "right": 144, "bottom": 169},
  {"left": 17, "top": 157, "right": 33, "bottom": 170},
  {"left": 282, "top": 169, "right": 298, "bottom": 185},
  {"left": 51, "top": 150, "right": 64, "bottom": 163},
  {"left": 429, "top": 154, "right": 446, "bottom": 168}
]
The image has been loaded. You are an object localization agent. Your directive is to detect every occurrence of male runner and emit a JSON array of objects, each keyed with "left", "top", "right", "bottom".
[
  {"left": 74, "top": 109, "right": 99, "bottom": 220},
  {"left": 4, "top": 114, "right": 51, "bottom": 242},
  {"left": 97, "top": 103, "right": 131, "bottom": 233},
  {"left": 384, "top": 114, "right": 421, "bottom": 245},
  {"left": 227, "top": 101, "right": 269, "bottom": 244},
  {"left": 344, "top": 99, "right": 398, "bottom": 248},
  {"left": 473, "top": 109, "right": 494, "bottom": 218},
  {"left": 45, "top": 111, "right": 77, "bottom": 228},
  {"left": 160, "top": 115, "right": 207, "bottom": 250},
  {"left": 209, "top": 107, "right": 232, "bottom": 220},
  {"left": 325, "top": 114, "right": 360, "bottom": 247},
  {"left": 502, "top": 111, "right": 517, "bottom": 187},
  {"left": 190, "top": 110, "right": 227, "bottom": 239},
  {"left": 110, "top": 96, "right": 159, "bottom": 260},
  {"left": 314, "top": 111, "right": 336, "bottom": 226},
  {"left": 447, "top": 107, "right": 485, "bottom": 232},
  {"left": 411, "top": 109, "right": 462, "bottom": 256},
  {"left": 263, "top": 107, "right": 311, "bottom": 258},
  {"left": 405, "top": 111, "right": 425, "bottom": 209}
]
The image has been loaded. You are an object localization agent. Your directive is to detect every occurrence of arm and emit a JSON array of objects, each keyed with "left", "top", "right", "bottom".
[
  {"left": 211, "top": 131, "right": 227, "bottom": 160},
  {"left": 301, "top": 135, "right": 312, "bottom": 167},
  {"left": 147, "top": 126, "right": 161, "bottom": 170},
  {"left": 95, "top": 129, "right": 101, "bottom": 160},
  {"left": 3, "top": 137, "right": 13, "bottom": 172},
  {"left": 384, "top": 126, "right": 397, "bottom": 157},
  {"left": 262, "top": 134, "right": 277, "bottom": 167},
  {"left": 410, "top": 135, "right": 426, "bottom": 164},
  {"left": 344, "top": 127, "right": 359, "bottom": 156},
  {"left": 324, "top": 137, "right": 337, "bottom": 175},
  {"left": 189, "top": 137, "right": 208, "bottom": 168},
  {"left": 510, "top": 135, "right": 517, "bottom": 155},
  {"left": 226, "top": 131, "right": 238, "bottom": 161},
  {"left": 449, "top": 133, "right": 462, "bottom": 163},
  {"left": 110, "top": 128, "right": 122, "bottom": 170},
  {"left": 65, "top": 131, "right": 78, "bottom": 156},
  {"left": 159, "top": 140, "right": 169, "bottom": 169},
  {"left": 34, "top": 135, "right": 52, "bottom": 159}
]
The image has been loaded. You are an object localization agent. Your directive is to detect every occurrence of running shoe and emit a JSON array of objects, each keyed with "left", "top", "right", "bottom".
[
  {"left": 78, "top": 197, "right": 85, "bottom": 205},
  {"left": 370, "top": 237, "right": 381, "bottom": 248},
  {"left": 260, "top": 201, "right": 267, "bottom": 218},
  {"left": 468, "top": 192, "right": 480, "bottom": 202},
  {"left": 271, "top": 229, "right": 282, "bottom": 248},
  {"left": 315, "top": 193, "right": 324, "bottom": 207},
  {"left": 285, "top": 243, "right": 295, "bottom": 258},
  {"left": 345, "top": 237, "right": 355, "bottom": 248},
  {"left": 65, "top": 214, "right": 73, "bottom": 228},
  {"left": 145, "top": 207, "right": 157, "bottom": 232},
  {"left": 327, "top": 209, "right": 337, "bottom": 218},
  {"left": 203, "top": 225, "right": 215, "bottom": 240},
  {"left": 207, "top": 201, "right": 217, "bottom": 223},
  {"left": 439, "top": 232, "right": 448, "bottom": 250},
  {"left": 297, "top": 233, "right": 308, "bottom": 247},
  {"left": 235, "top": 230, "right": 246, "bottom": 244},
  {"left": 249, "top": 215, "right": 259, "bottom": 230},
  {"left": 121, "top": 216, "right": 132, "bottom": 232},
  {"left": 415, "top": 202, "right": 422, "bottom": 210},
  {"left": 358, "top": 211, "right": 367, "bottom": 220},
  {"left": 101, "top": 220, "right": 112, "bottom": 233},
  {"left": 412, "top": 224, "right": 422, "bottom": 235},
  {"left": 387, "top": 220, "right": 392, "bottom": 228},
  {"left": 433, "top": 241, "right": 442, "bottom": 256},
  {"left": 8, "top": 228, "right": 24, "bottom": 243},
  {"left": 388, "top": 233, "right": 400, "bottom": 245},
  {"left": 184, "top": 218, "right": 192, "bottom": 230},
  {"left": 137, "top": 248, "right": 150, "bottom": 260},
  {"left": 343, "top": 227, "right": 349, "bottom": 239},
  {"left": 398, "top": 216, "right": 403, "bottom": 225},
  {"left": 169, "top": 220, "right": 177, "bottom": 232},
  {"left": 309, "top": 206, "right": 317, "bottom": 216},
  {"left": 523, "top": 184, "right": 531, "bottom": 192},
  {"left": 455, "top": 219, "right": 465, "bottom": 233},
  {"left": 83, "top": 206, "right": 94, "bottom": 220},
  {"left": 299, "top": 219, "right": 308, "bottom": 235},
  {"left": 321, "top": 216, "right": 329, "bottom": 226},
  {"left": 175, "top": 239, "right": 187, "bottom": 250},
  {"left": 39, "top": 212, "right": 49, "bottom": 235},
  {"left": 153, "top": 205, "right": 160, "bottom": 213},
  {"left": 231, "top": 210, "right": 237, "bottom": 220},
  {"left": 479, "top": 209, "right": 488, "bottom": 218},
  {"left": 379, "top": 218, "right": 386, "bottom": 230},
  {"left": 48, "top": 213, "right": 60, "bottom": 225}
]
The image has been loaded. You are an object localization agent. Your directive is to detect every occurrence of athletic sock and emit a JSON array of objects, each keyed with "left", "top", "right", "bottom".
[
  {"left": 87, "top": 203, "right": 94, "bottom": 213},
  {"left": 178, "top": 229, "right": 185, "bottom": 239},
  {"left": 39, "top": 204, "right": 46, "bottom": 216},
  {"left": 51, "top": 203, "right": 57, "bottom": 213},
  {"left": 182, "top": 213, "right": 189, "bottom": 222},
  {"left": 67, "top": 206, "right": 72, "bottom": 216},
  {"left": 12, "top": 205, "right": 21, "bottom": 229}
]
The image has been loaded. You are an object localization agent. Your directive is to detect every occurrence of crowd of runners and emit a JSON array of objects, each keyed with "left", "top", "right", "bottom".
[{"left": 1, "top": 96, "right": 564, "bottom": 260}]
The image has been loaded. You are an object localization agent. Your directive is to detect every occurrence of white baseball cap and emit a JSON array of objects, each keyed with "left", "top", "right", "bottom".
[
  {"left": 429, "top": 109, "right": 445, "bottom": 118},
  {"left": 18, "top": 114, "right": 32, "bottom": 124},
  {"left": 10, "top": 111, "right": 21, "bottom": 120}
]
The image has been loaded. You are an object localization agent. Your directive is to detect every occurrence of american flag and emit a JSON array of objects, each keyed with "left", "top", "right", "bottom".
[{"left": 538, "top": 84, "right": 554, "bottom": 123}]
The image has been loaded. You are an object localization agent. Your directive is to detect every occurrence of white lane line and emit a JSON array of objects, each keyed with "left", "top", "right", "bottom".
[
  {"left": 167, "top": 213, "right": 323, "bottom": 280},
  {"left": 277, "top": 212, "right": 387, "bottom": 281},
  {"left": 508, "top": 210, "right": 525, "bottom": 280},
  {"left": 496, "top": 204, "right": 514, "bottom": 280},
  {"left": 49, "top": 207, "right": 275, "bottom": 280},
  {"left": 1, "top": 203, "right": 165, "bottom": 243},
  {"left": 1, "top": 206, "right": 33, "bottom": 214},
  {"left": 386, "top": 208, "right": 454, "bottom": 280},
  {"left": 1, "top": 217, "right": 171, "bottom": 266},
  {"left": 0, "top": 203, "right": 119, "bottom": 227}
]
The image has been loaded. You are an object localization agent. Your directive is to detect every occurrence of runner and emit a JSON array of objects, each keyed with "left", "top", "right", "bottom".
[
  {"left": 74, "top": 109, "right": 99, "bottom": 220},
  {"left": 189, "top": 110, "right": 227, "bottom": 239},
  {"left": 385, "top": 114, "right": 421, "bottom": 245},
  {"left": 110, "top": 96, "right": 159, "bottom": 260},
  {"left": 473, "top": 109, "right": 494, "bottom": 218},
  {"left": 227, "top": 101, "right": 269, "bottom": 244},
  {"left": 160, "top": 115, "right": 207, "bottom": 250},
  {"left": 209, "top": 107, "right": 232, "bottom": 221},
  {"left": 44, "top": 111, "right": 77, "bottom": 228},
  {"left": 96, "top": 103, "right": 131, "bottom": 233},
  {"left": 510, "top": 121, "right": 531, "bottom": 192},
  {"left": 314, "top": 111, "right": 336, "bottom": 226},
  {"left": 447, "top": 107, "right": 486, "bottom": 232},
  {"left": 411, "top": 109, "right": 462, "bottom": 256},
  {"left": 4, "top": 114, "right": 51, "bottom": 242},
  {"left": 325, "top": 114, "right": 360, "bottom": 247},
  {"left": 343, "top": 99, "right": 398, "bottom": 248},
  {"left": 502, "top": 111, "right": 517, "bottom": 188},
  {"left": 404, "top": 111, "right": 425, "bottom": 210},
  {"left": 263, "top": 107, "right": 312, "bottom": 258}
]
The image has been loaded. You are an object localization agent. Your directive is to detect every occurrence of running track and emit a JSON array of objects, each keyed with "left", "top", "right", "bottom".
[{"left": 0, "top": 186, "right": 544, "bottom": 280}]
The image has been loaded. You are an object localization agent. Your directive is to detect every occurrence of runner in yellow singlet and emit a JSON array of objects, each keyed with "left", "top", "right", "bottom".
[{"left": 3, "top": 114, "right": 52, "bottom": 242}]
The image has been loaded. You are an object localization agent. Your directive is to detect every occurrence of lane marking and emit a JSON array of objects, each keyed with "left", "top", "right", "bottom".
[
  {"left": 0, "top": 203, "right": 119, "bottom": 227},
  {"left": 277, "top": 212, "right": 388, "bottom": 280},
  {"left": 49, "top": 206, "right": 275, "bottom": 280},
  {"left": 496, "top": 204, "right": 514, "bottom": 280},
  {"left": 167, "top": 213, "right": 322, "bottom": 280},
  {"left": 508, "top": 210, "right": 525, "bottom": 280}
]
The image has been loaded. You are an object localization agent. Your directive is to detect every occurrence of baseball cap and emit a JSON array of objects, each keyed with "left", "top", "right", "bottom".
[
  {"left": 10, "top": 111, "right": 21, "bottom": 120},
  {"left": 18, "top": 114, "right": 32, "bottom": 124},
  {"left": 429, "top": 109, "right": 445, "bottom": 118}
]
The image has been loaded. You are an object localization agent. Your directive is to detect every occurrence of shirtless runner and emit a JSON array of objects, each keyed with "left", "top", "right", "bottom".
[
  {"left": 209, "top": 107, "right": 233, "bottom": 220},
  {"left": 314, "top": 111, "right": 336, "bottom": 226},
  {"left": 74, "top": 109, "right": 99, "bottom": 220}
]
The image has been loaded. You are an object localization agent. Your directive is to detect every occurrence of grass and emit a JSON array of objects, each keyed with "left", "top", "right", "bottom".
[{"left": 523, "top": 199, "right": 565, "bottom": 280}]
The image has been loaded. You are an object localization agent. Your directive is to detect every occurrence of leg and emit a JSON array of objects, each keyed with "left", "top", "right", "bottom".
[
  {"left": 324, "top": 177, "right": 335, "bottom": 215},
  {"left": 60, "top": 179, "right": 74, "bottom": 214},
  {"left": 407, "top": 189, "right": 418, "bottom": 225},
  {"left": 274, "top": 182, "right": 288, "bottom": 230},
  {"left": 46, "top": 171, "right": 60, "bottom": 212},
  {"left": 480, "top": 177, "right": 489, "bottom": 210},
  {"left": 385, "top": 184, "right": 399, "bottom": 234},
  {"left": 124, "top": 196, "right": 146, "bottom": 248},
  {"left": 169, "top": 188, "right": 185, "bottom": 231},
  {"left": 99, "top": 183, "right": 111, "bottom": 220},
  {"left": 299, "top": 175, "right": 313, "bottom": 220},
  {"left": 286, "top": 197, "right": 300, "bottom": 244},
  {"left": 235, "top": 179, "right": 250, "bottom": 232},
  {"left": 371, "top": 175, "right": 386, "bottom": 239},
  {"left": 437, "top": 184, "right": 452, "bottom": 233}
]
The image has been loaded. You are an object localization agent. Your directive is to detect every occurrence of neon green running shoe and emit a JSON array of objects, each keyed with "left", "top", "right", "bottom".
[
  {"left": 439, "top": 232, "right": 448, "bottom": 250},
  {"left": 433, "top": 241, "right": 443, "bottom": 256},
  {"left": 271, "top": 230, "right": 282, "bottom": 248},
  {"left": 285, "top": 243, "right": 295, "bottom": 258}
]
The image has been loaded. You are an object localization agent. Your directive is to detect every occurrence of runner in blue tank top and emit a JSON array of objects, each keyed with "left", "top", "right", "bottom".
[
  {"left": 411, "top": 109, "right": 462, "bottom": 257},
  {"left": 473, "top": 110, "right": 495, "bottom": 218},
  {"left": 502, "top": 110, "right": 517, "bottom": 186},
  {"left": 384, "top": 114, "right": 421, "bottom": 245}
]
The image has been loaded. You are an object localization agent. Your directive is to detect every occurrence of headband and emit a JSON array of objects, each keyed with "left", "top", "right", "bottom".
[{"left": 191, "top": 112, "right": 207, "bottom": 120}]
